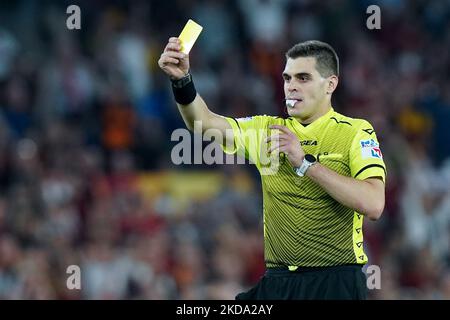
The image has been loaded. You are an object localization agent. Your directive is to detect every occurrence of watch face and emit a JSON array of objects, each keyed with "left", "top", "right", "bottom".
[{"left": 305, "top": 154, "right": 316, "bottom": 163}]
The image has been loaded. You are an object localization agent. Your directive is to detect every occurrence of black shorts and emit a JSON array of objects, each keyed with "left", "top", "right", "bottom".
[{"left": 235, "top": 264, "right": 367, "bottom": 300}]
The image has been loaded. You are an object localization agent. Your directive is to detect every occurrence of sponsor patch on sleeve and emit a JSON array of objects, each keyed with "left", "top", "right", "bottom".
[{"left": 360, "top": 139, "right": 383, "bottom": 159}]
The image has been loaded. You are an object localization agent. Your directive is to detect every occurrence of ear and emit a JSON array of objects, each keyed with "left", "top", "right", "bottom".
[{"left": 326, "top": 75, "right": 338, "bottom": 95}]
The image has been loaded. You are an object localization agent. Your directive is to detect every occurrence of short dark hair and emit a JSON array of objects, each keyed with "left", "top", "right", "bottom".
[{"left": 286, "top": 40, "right": 339, "bottom": 77}]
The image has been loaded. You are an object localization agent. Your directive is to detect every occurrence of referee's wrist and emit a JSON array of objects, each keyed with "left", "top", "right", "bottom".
[
  {"left": 170, "top": 72, "right": 191, "bottom": 86},
  {"left": 171, "top": 72, "right": 197, "bottom": 105},
  {"left": 294, "top": 154, "right": 317, "bottom": 177},
  {"left": 305, "top": 162, "right": 319, "bottom": 177}
]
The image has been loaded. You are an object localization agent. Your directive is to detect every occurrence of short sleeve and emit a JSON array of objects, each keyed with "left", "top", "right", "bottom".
[
  {"left": 221, "top": 116, "right": 269, "bottom": 165},
  {"left": 349, "top": 120, "right": 387, "bottom": 183}
]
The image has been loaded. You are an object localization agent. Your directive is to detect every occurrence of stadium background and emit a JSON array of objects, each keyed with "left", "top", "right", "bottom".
[{"left": 0, "top": 0, "right": 449, "bottom": 299}]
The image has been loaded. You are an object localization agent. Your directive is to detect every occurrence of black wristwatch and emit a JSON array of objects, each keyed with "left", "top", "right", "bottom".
[
  {"left": 294, "top": 154, "right": 317, "bottom": 177},
  {"left": 171, "top": 73, "right": 192, "bottom": 88}
]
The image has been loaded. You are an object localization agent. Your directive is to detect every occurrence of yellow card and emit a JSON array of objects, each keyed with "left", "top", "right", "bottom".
[{"left": 178, "top": 19, "right": 203, "bottom": 54}]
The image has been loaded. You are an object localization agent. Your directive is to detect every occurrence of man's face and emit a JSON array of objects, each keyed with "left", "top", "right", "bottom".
[{"left": 283, "top": 57, "right": 331, "bottom": 122}]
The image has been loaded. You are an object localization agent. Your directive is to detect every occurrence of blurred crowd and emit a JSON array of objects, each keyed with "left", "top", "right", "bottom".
[{"left": 0, "top": 0, "right": 450, "bottom": 299}]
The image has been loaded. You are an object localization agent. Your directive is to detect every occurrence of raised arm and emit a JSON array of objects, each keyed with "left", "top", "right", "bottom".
[{"left": 158, "top": 37, "right": 232, "bottom": 139}]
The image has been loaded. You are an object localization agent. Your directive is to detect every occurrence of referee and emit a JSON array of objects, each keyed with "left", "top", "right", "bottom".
[{"left": 158, "top": 38, "right": 386, "bottom": 300}]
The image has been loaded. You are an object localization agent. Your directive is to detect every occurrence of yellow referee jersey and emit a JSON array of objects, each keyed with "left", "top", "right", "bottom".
[{"left": 222, "top": 107, "right": 386, "bottom": 268}]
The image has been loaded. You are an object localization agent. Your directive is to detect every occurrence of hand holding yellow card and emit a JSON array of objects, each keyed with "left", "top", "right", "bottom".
[{"left": 178, "top": 19, "right": 203, "bottom": 54}]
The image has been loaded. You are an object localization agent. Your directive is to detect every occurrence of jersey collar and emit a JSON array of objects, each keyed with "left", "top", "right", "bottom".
[{"left": 289, "top": 107, "right": 335, "bottom": 133}]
